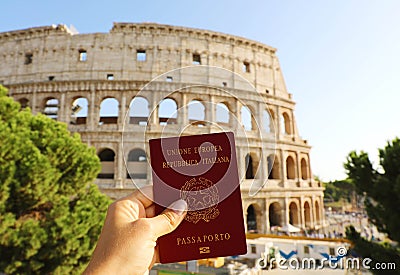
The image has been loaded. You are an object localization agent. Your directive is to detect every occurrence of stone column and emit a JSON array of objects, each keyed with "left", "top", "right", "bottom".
[
  {"left": 230, "top": 98, "right": 238, "bottom": 129},
  {"left": 280, "top": 150, "right": 287, "bottom": 187},
  {"left": 296, "top": 201, "right": 301, "bottom": 227},
  {"left": 260, "top": 203, "right": 266, "bottom": 233},
  {"left": 284, "top": 197, "right": 290, "bottom": 226},
  {"left": 59, "top": 93, "right": 66, "bottom": 122},
  {"left": 291, "top": 110, "right": 296, "bottom": 137},
  {"left": 115, "top": 141, "right": 124, "bottom": 189},
  {"left": 32, "top": 91, "right": 38, "bottom": 115},
  {"left": 88, "top": 89, "right": 96, "bottom": 130},
  {"left": 180, "top": 93, "right": 188, "bottom": 125},
  {"left": 118, "top": 94, "right": 127, "bottom": 130},
  {"left": 258, "top": 101, "right": 264, "bottom": 133},
  {"left": 300, "top": 196, "right": 305, "bottom": 230},
  {"left": 259, "top": 149, "right": 266, "bottom": 184},
  {"left": 296, "top": 151, "right": 301, "bottom": 183},
  {"left": 235, "top": 100, "right": 242, "bottom": 131},
  {"left": 276, "top": 106, "right": 281, "bottom": 139},
  {"left": 265, "top": 200, "right": 270, "bottom": 233},
  {"left": 207, "top": 94, "right": 215, "bottom": 126},
  {"left": 150, "top": 91, "right": 159, "bottom": 125},
  {"left": 237, "top": 146, "right": 244, "bottom": 180},
  {"left": 312, "top": 196, "right": 317, "bottom": 228},
  {"left": 308, "top": 155, "right": 312, "bottom": 183}
]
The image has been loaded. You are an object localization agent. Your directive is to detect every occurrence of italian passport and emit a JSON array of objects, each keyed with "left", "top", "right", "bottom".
[{"left": 149, "top": 132, "right": 247, "bottom": 263}]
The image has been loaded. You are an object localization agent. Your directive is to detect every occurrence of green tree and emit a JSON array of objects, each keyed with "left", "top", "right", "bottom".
[
  {"left": 0, "top": 86, "right": 111, "bottom": 274},
  {"left": 344, "top": 138, "right": 400, "bottom": 274},
  {"left": 324, "top": 179, "right": 355, "bottom": 202}
]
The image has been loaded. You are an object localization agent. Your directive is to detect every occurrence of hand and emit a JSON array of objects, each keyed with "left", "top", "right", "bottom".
[{"left": 84, "top": 186, "right": 187, "bottom": 275}]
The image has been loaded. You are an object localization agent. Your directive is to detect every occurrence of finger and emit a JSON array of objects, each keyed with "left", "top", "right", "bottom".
[
  {"left": 145, "top": 204, "right": 156, "bottom": 218},
  {"left": 148, "top": 199, "right": 187, "bottom": 237},
  {"left": 154, "top": 245, "right": 160, "bottom": 264},
  {"left": 124, "top": 186, "right": 154, "bottom": 208}
]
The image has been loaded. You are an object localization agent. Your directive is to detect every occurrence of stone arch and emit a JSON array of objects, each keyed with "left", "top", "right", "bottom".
[
  {"left": 71, "top": 96, "right": 88, "bottom": 125},
  {"left": 159, "top": 98, "right": 178, "bottom": 125},
  {"left": 18, "top": 98, "right": 29, "bottom": 109},
  {"left": 286, "top": 156, "right": 296, "bottom": 179},
  {"left": 304, "top": 201, "right": 312, "bottom": 228},
  {"left": 262, "top": 109, "right": 271, "bottom": 133},
  {"left": 301, "top": 158, "right": 309, "bottom": 180},
  {"left": 97, "top": 148, "right": 115, "bottom": 179},
  {"left": 216, "top": 102, "right": 230, "bottom": 124},
  {"left": 188, "top": 99, "right": 205, "bottom": 126},
  {"left": 99, "top": 97, "right": 119, "bottom": 124},
  {"left": 129, "top": 96, "right": 149, "bottom": 125},
  {"left": 241, "top": 105, "right": 255, "bottom": 131},
  {"left": 267, "top": 154, "right": 280, "bottom": 179},
  {"left": 281, "top": 112, "right": 292, "bottom": 135},
  {"left": 246, "top": 203, "right": 262, "bottom": 233},
  {"left": 43, "top": 97, "right": 59, "bottom": 119},
  {"left": 269, "top": 202, "right": 282, "bottom": 227},
  {"left": 289, "top": 201, "right": 300, "bottom": 226},
  {"left": 245, "top": 152, "right": 259, "bottom": 179},
  {"left": 127, "top": 148, "right": 147, "bottom": 179}
]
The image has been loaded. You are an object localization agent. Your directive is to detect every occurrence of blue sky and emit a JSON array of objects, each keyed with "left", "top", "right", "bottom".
[{"left": 2, "top": 0, "right": 400, "bottom": 181}]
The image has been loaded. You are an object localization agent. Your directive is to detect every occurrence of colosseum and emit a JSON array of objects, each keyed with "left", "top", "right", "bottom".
[{"left": 0, "top": 22, "right": 324, "bottom": 234}]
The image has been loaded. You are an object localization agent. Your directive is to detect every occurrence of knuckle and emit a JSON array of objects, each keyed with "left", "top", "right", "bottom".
[
  {"left": 161, "top": 211, "right": 177, "bottom": 231},
  {"left": 108, "top": 200, "right": 123, "bottom": 212}
]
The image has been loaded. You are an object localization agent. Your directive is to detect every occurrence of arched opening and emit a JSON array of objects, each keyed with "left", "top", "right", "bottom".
[
  {"left": 188, "top": 100, "right": 205, "bottom": 126},
  {"left": 127, "top": 149, "right": 147, "bottom": 179},
  {"left": 97, "top": 148, "right": 115, "bottom": 179},
  {"left": 301, "top": 158, "right": 308, "bottom": 180},
  {"left": 289, "top": 202, "right": 299, "bottom": 226},
  {"left": 99, "top": 98, "right": 119, "bottom": 124},
  {"left": 241, "top": 105, "right": 253, "bottom": 131},
  {"left": 245, "top": 153, "right": 258, "bottom": 179},
  {"left": 159, "top": 98, "right": 178, "bottom": 125},
  {"left": 18, "top": 98, "right": 29, "bottom": 109},
  {"left": 43, "top": 98, "right": 59, "bottom": 119},
  {"left": 315, "top": 201, "right": 321, "bottom": 223},
  {"left": 216, "top": 102, "right": 229, "bottom": 124},
  {"left": 129, "top": 97, "right": 149, "bottom": 125},
  {"left": 269, "top": 202, "right": 282, "bottom": 227},
  {"left": 246, "top": 205, "right": 257, "bottom": 233},
  {"left": 268, "top": 154, "right": 280, "bottom": 180},
  {"left": 71, "top": 97, "right": 88, "bottom": 125},
  {"left": 286, "top": 156, "right": 296, "bottom": 179},
  {"left": 281, "top": 112, "right": 291, "bottom": 135},
  {"left": 262, "top": 110, "right": 271, "bottom": 133},
  {"left": 304, "top": 201, "right": 312, "bottom": 228}
]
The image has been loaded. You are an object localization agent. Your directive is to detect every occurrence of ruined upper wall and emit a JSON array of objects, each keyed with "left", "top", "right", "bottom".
[{"left": 0, "top": 22, "right": 289, "bottom": 98}]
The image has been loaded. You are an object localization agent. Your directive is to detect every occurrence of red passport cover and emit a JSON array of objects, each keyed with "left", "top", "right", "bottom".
[{"left": 150, "top": 132, "right": 247, "bottom": 263}]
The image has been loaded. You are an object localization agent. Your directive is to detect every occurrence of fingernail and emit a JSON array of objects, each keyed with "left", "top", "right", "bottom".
[{"left": 170, "top": 199, "right": 187, "bottom": 216}]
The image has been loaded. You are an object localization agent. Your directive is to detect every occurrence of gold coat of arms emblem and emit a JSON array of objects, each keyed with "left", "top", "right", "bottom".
[{"left": 180, "top": 177, "right": 220, "bottom": 223}]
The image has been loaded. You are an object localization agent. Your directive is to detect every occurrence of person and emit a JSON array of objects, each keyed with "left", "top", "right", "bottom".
[{"left": 83, "top": 186, "right": 187, "bottom": 275}]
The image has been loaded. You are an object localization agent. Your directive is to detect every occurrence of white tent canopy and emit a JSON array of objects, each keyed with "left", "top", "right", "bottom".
[{"left": 280, "top": 224, "right": 301, "bottom": 233}]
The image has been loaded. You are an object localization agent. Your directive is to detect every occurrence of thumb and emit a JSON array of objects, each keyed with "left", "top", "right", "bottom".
[{"left": 149, "top": 199, "right": 187, "bottom": 238}]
